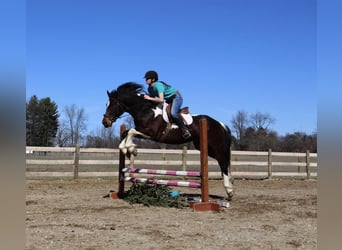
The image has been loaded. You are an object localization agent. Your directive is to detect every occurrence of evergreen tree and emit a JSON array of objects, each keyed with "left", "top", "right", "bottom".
[
  {"left": 26, "top": 95, "right": 40, "bottom": 146},
  {"left": 26, "top": 96, "right": 59, "bottom": 146}
]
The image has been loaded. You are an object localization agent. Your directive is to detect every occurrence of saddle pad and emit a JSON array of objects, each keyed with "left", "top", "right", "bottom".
[{"left": 163, "top": 103, "right": 193, "bottom": 125}]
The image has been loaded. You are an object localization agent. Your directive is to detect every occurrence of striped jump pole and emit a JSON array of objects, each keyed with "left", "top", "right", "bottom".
[
  {"left": 124, "top": 177, "right": 201, "bottom": 188},
  {"left": 122, "top": 167, "right": 201, "bottom": 177}
]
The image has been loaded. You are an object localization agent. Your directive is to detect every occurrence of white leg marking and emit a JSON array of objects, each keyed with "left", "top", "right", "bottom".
[
  {"left": 118, "top": 128, "right": 150, "bottom": 154},
  {"left": 223, "top": 173, "right": 234, "bottom": 195},
  {"left": 118, "top": 139, "right": 128, "bottom": 154}
]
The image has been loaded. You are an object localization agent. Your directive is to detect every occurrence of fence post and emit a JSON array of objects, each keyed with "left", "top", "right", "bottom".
[
  {"left": 73, "top": 144, "right": 80, "bottom": 179},
  {"left": 161, "top": 144, "right": 166, "bottom": 170},
  {"left": 306, "top": 150, "right": 311, "bottom": 179},
  {"left": 182, "top": 146, "right": 187, "bottom": 172},
  {"left": 268, "top": 148, "right": 272, "bottom": 179}
]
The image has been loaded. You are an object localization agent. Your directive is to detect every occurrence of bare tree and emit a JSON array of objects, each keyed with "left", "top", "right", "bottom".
[
  {"left": 99, "top": 125, "right": 119, "bottom": 147},
  {"left": 55, "top": 120, "right": 70, "bottom": 147},
  {"left": 124, "top": 116, "right": 135, "bottom": 129},
  {"left": 63, "top": 104, "right": 87, "bottom": 146},
  {"left": 85, "top": 125, "right": 119, "bottom": 148},
  {"left": 231, "top": 110, "right": 276, "bottom": 150},
  {"left": 231, "top": 110, "right": 249, "bottom": 140},
  {"left": 249, "top": 112, "right": 275, "bottom": 130}
]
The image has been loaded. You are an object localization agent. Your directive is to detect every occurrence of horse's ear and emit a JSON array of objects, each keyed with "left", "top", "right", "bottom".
[{"left": 107, "top": 90, "right": 110, "bottom": 97}]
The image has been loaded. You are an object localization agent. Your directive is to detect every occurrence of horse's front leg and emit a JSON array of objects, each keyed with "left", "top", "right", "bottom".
[
  {"left": 118, "top": 128, "right": 150, "bottom": 157},
  {"left": 118, "top": 131, "right": 136, "bottom": 156}
]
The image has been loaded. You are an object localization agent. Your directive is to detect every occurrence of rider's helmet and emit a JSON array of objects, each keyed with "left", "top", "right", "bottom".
[{"left": 144, "top": 70, "right": 158, "bottom": 81}]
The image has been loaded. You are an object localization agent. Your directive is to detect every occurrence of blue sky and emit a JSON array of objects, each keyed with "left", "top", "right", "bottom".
[{"left": 26, "top": 0, "right": 316, "bottom": 136}]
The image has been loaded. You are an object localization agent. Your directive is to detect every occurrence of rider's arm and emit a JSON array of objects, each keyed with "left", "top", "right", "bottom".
[{"left": 144, "top": 92, "right": 164, "bottom": 103}]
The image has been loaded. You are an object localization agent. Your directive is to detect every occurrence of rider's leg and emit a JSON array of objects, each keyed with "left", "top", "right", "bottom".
[
  {"left": 173, "top": 116, "right": 191, "bottom": 139},
  {"left": 171, "top": 93, "right": 191, "bottom": 140}
]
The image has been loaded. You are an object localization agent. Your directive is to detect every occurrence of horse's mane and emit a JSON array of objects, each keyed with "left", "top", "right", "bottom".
[
  {"left": 109, "top": 82, "right": 155, "bottom": 109},
  {"left": 111, "top": 82, "right": 145, "bottom": 96}
]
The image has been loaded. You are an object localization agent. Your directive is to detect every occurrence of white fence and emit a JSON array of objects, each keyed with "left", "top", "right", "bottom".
[{"left": 26, "top": 146, "right": 317, "bottom": 179}]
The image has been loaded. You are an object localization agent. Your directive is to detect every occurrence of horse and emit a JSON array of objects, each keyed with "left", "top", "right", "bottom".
[{"left": 102, "top": 82, "right": 234, "bottom": 200}]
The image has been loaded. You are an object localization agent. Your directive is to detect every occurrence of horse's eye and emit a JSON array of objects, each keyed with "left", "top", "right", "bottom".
[{"left": 106, "top": 100, "right": 110, "bottom": 108}]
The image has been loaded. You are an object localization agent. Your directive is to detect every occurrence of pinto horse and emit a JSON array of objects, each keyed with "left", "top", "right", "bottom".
[{"left": 102, "top": 82, "right": 234, "bottom": 200}]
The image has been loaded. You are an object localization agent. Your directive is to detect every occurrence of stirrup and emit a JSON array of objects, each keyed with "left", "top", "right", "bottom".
[{"left": 182, "top": 130, "right": 191, "bottom": 139}]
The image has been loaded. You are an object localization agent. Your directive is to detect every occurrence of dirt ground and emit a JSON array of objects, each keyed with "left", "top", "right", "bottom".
[{"left": 26, "top": 177, "right": 317, "bottom": 250}]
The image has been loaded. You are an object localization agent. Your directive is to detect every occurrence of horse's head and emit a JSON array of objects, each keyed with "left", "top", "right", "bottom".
[
  {"left": 102, "top": 90, "right": 125, "bottom": 128},
  {"left": 102, "top": 82, "right": 147, "bottom": 127}
]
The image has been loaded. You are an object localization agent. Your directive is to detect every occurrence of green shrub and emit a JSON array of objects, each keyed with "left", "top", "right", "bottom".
[{"left": 123, "top": 182, "right": 187, "bottom": 208}]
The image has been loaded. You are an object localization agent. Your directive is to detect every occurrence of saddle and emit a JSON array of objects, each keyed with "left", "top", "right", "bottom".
[
  {"left": 152, "top": 103, "right": 193, "bottom": 142},
  {"left": 163, "top": 103, "right": 193, "bottom": 125}
]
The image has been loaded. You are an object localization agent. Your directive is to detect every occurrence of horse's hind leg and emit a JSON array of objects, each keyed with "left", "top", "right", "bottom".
[
  {"left": 223, "top": 171, "right": 234, "bottom": 201},
  {"left": 217, "top": 157, "right": 234, "bottom": 201},
  {"left": 193, "top": 129, "right": 234, "bottom": 200}
]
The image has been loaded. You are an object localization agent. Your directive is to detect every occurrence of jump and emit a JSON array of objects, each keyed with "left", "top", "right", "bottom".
[{"left": 102, "top": 82, "right": 234, "bottom": 200}]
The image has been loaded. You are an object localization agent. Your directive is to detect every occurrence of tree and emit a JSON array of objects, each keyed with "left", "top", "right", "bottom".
[
  {"left": 85, "top": 126, "right": 120, "bottom": 148},
  {"left": 26, "top": 95, "right": 59, "bottom": 146},
  {"left": 280, "top": 132, "right": 317, "bottom": 153},
  {"left": 55, "top": 121, "right": 70, "bottom": 147},
  {"left": 26, "top": 95, "right": 40, "bottom": 146},
  {"left": 231, "top": 110, "right": 248, "bottom": 141},
  {"left": 59, "top": 104, "right": 87, "bottom": 146},
  {"left": 124, "top": 116, "right": 135, "bottom": 129},
  {"left": 39, "top": 97, "right": 59, "bottom": 146},
  {"left": 231, "top": 110, "right": 280, "bottom": 150},
  {"left": 229, "top": 110, "right": 316, "bottom": 152},
  {"left": 249, "top": 112, "right": 275, "bottom": 130}
]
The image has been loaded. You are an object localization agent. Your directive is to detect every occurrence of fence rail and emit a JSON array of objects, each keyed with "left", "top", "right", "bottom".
[{"left": 26, "top": 146, "right": 317, "bottom": 179}]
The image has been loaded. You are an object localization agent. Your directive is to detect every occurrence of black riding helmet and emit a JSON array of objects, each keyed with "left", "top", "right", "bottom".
[{"left": 144, "top": 70, "right": 158, "bottom": 81}]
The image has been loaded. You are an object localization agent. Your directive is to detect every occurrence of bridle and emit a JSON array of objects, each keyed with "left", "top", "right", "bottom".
[
  {"left": 103, "top": 113, "right": 115, "bottom": 123},
  {"left": 103, "top": 112, "right": 130, "bottom": 122},
  {"left": 103, "top": 92, "right": 149, "bottom": 123},
  {"left": 103, "top": 98, "right": 129, "bottom": 122}
]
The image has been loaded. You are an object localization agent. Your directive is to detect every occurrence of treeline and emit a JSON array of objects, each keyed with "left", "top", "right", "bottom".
[
  {"left": 27, "top": 96, "right": 87, "bottom": 147},
  {"left": 230, "top": 111, "right": 317, "bottom": 152},
  {"left": 26, "top": 95, "right": 317, "bottom": 153}
]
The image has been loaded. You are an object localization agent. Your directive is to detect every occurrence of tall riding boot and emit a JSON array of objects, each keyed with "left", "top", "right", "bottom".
[{"left": 173, "top": 117, "right": 191, "bottom": 140}]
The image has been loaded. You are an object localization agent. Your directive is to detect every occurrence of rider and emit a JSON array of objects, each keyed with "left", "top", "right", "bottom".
[{"left": 143, "top": 70, "right": 191, "bottom": 140}]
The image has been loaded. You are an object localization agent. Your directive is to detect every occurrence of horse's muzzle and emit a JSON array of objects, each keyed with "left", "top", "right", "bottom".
[{"left": 102, "top": 115, "right": 113, "bottom": 128}]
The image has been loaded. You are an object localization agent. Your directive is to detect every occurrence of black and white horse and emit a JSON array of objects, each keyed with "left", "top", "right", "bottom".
[{"left": 102, "top": 82, "right": 234, "bottom": 200}]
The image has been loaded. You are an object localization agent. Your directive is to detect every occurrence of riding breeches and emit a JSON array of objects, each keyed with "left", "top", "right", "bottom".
[{"left": 170, "top": 91, "right": 183, "bottom": 118}]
